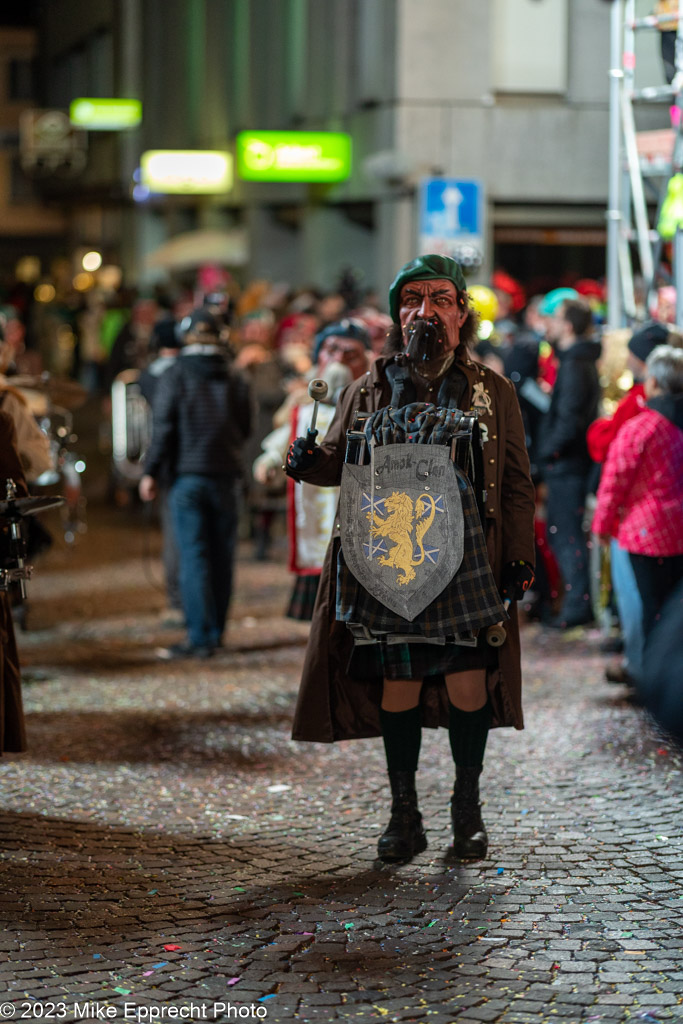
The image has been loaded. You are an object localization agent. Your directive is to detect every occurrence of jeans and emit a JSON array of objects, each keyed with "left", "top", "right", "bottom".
[
  {"left": 159, "top": 485, "right": 181, "bottom": 611},
  {"left": 545, "top": 469, "right": 592, "bottom": 620},
  {"left": 170, "top": 474, "right": 241, "bottom": 649},
  {"left": 629, "top": 551, "right": 683, "bottom": 641},
  {"left": 610, "top": 540, "right": 643, "bottom": 681}
]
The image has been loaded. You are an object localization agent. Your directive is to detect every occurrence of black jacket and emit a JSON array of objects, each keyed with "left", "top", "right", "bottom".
[
  {"left": 144, "top": 348, "right": 252, "bottom": 480},
  {"left": 648, "top": 391, "right": 683, "bottom": 432},
  {"left": 539, "top": 337, "right": 602, "bottom": 475},
  {"left": 138, "top": 353, "right": 178, "bottom": 406}
]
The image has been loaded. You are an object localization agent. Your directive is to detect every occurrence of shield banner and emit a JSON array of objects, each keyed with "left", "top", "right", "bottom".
[{"left": 340, "top": 443, "right": 464, "bottom": 621}]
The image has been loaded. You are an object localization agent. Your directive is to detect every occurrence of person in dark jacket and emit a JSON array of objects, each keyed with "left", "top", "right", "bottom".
[
  {"left": 138, "top": 315, "right": 183, "bottom": 624},
  {"left": 539, "top": 297, "right": 602, "bottom": 629},
  {"left": 587, "top": 321, "right": 672, "bottom": 685},
  {"left": 286, "top": 255, "right": 536, "bottom": 865},
  {"left": 139, "top": 309, "right": 252, "bottom": 659}
]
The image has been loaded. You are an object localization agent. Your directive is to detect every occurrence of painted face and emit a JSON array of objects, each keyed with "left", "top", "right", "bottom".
[
  {"left": 398, "top": 279, "right": 467, "bottom": 353},
  {"left": 317, "top": 336, "right": 368, "bottom": 379}
]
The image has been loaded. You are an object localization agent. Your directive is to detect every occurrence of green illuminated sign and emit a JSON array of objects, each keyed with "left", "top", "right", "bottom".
[
  {"left": 236, "top": 131, "right": 352, "bottom": 182},
  {"left": 70, "top": 98, "right": 142, "bottom": 130},
  {"left": 140, "top": 150, "right": 233, "bottom": 194}
]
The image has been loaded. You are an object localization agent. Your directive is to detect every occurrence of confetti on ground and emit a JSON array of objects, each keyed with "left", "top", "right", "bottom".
[{"left": 5, "top": 515, "right": 682, "bottom": 1021}]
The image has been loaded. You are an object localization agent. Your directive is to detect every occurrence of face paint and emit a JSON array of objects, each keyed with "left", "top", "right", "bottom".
[{"left": 398, "top": 279, "right": 467, "bottom": 357}]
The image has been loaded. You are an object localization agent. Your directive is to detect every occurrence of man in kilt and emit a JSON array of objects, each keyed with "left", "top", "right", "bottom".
[{"left": 286, "top": 255, "right": 536, "bottom": 863}]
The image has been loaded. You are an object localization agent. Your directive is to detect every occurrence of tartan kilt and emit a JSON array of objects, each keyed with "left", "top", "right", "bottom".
[
  {"left": 336, "top": 467, "right": 506, "bottom": 639},
  {"left": 286, "top": 573, "right": 321, "bottom": 621},
  {"left": 345, "top": 628, "right": 499, "bottom": 682}
]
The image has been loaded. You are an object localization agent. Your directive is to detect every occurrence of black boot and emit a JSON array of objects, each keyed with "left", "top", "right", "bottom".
[
  {"left": 377, "top": 771, "right": 427, "bottom": 862},
  {"left": 449, "top": 766, "right": 488, "bottom": 860}
]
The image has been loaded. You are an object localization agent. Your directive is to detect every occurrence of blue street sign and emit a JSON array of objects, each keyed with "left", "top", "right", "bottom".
[{"left": 419, "top": 177, "right": 485, "bottom": 258}]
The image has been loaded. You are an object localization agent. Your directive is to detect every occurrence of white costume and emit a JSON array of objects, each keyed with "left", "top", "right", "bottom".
[{"left": 255, "top": 399, "right": 337, "bottom": 575}]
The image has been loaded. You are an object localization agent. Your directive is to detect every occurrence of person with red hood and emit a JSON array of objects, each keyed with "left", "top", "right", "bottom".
[
  {"left": 592, "top": 345, "right": 683, "bottom": 660},
  {"left": 588, "top": 322, "right": 682, "bottom": 684}
]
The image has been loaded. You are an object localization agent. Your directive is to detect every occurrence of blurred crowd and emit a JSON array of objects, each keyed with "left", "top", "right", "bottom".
[{"left": 1, "top": 260, "right": 682, "bottom": 737}]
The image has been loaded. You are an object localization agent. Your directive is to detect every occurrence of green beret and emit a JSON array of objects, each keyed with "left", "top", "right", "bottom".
[{"left": 388, "top": 254, "right": 467, "bottom": 323}]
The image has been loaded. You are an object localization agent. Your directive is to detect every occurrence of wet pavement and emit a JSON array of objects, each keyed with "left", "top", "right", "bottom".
[{"left": 1, "top": 504, "right": 682, "bottom": 1024}]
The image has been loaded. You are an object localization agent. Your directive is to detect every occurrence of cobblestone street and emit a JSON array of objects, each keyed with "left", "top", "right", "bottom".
[{"left": 1, "top": 505, "right": 682, "bottom": 1024}]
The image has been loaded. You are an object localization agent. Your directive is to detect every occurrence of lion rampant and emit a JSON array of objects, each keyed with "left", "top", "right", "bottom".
[{"left": 368, "top": 490, "right": 436, "bottom": 585}]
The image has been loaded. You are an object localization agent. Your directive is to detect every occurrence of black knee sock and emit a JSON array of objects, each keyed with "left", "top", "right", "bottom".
[
  {"left": 448, "top": 701, "right": 491, "bottom": 770},
  {"left": 379, "top": 706, "right": 422, "bottom": 774}
]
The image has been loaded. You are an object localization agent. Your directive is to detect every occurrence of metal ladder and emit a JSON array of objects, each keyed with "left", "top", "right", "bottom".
[{"left": 607, "top": 0, "right": 683, "bottom": 328}]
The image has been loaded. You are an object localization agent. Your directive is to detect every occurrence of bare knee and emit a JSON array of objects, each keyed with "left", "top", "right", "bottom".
[
  {"left": 381, "top": 679, "right": 423, "bottom": 712},
  {"left": 445, "top": 669, "right": 487, "bottom": 711}
]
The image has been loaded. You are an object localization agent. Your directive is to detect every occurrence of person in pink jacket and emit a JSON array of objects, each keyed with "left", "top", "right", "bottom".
[{"left": 592, "top": 345, "right": 683, "bottom": 646}]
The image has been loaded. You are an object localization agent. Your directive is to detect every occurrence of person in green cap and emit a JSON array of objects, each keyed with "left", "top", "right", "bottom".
[{"left": 286, "top": 255, "right": 536, "bottom": 864}]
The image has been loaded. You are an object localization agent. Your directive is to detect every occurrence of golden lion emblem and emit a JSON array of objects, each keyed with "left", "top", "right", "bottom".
[{"left": 367, "top": 490, "right": 437, "bottom": 585}]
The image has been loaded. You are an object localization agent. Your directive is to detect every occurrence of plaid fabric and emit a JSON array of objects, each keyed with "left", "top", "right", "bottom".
[
  {"left": 592, "top": 407, "right": 683, "bottom": 557},
  {"left": 347, "top": 631, "right": 498, "bottom": 682},
  {"left": 337, "top": 466, "right": 505, "bottom": 636},
  {"left": 286, "top": 573, "right": 320, "bottom": 621},
  {"left": 338, "top": 402, "right": 505, "bottom": 636}
]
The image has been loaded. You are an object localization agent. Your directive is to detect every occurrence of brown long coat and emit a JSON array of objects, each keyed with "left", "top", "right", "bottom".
[
  {"left": 291, "top": 351, "right": 536, "bottom": 742},
  {"left": 0, "top": 411, "right": 28, "bottom": 754}
]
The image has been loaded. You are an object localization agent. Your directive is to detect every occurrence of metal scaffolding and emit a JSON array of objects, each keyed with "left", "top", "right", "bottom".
[{"left": 607, "top": 0, "right": 683, "bottom": 328}]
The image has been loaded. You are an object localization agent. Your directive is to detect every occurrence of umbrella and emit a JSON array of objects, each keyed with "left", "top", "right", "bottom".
[{"left": 145, "top": 229, "right": 249, "bottom": 270}]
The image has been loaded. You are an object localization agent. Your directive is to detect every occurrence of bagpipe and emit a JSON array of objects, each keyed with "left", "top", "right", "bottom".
[
  {"left": 332, "top": 396, "right": 508, "bottom": 647},
  {"left": 344, "top": 404, "right": 483, "bottom": 517}
]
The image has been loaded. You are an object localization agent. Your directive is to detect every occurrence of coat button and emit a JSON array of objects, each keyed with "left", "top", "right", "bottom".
[
  {"left": 360, "top": 387, "right": 368, "bottom": 395},
  {"left": 488, "top": 507, "right": 495, "bottom": 514},
  {"left": 489, "top": 482, "right": 495, "bottom": 488},
  {"left": 489, "top": 458, "right": 495, "bottom": 464}
]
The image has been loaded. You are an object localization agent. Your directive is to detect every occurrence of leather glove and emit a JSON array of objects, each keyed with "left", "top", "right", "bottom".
[
  {"left": 500, "top": 560, "right": 535, "bottom": 602},
  {"left": 285, "top": 433, "right": 322, "bottom": 476}
]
